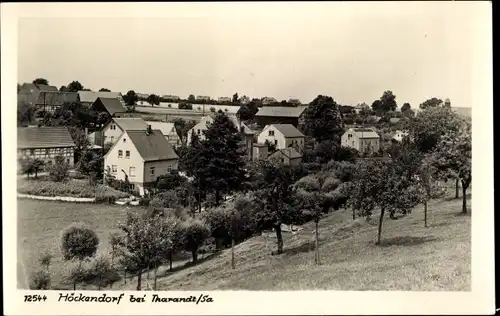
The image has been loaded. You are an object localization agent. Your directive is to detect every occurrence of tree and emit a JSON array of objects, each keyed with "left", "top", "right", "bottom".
[
  {"left": 345, "top": 159, "right": 421, "bottom": 244},
  {"left": 419, "top": 97, "right": 443, "bottom": 109},
  {"left": 155, "top": 172, "right": 187, "bottom": 191},
  {"left": 416, "top": 157, "right": 445, "bottom": 227},
  {"left": 116, "top": 211, "right": 178, "bottom": 290},
  {"left": 181, "top": 218, "right": 210, "bottom": 263},
  {"left": 31, "top": 158, "right": 45, "bottom": 179},
  {"left": 33, "top": 78, "right": 49, "bottom": 85},
  {"left": 17, "top": 83, "right": 21, "bottom": 92},
  {"left": 443, "top": 98, "right": 451, "bottom": 108},
  {"left": 124, "top": 90, "right": 138, "bottom": 106},
  {"left": 85, "top": 254, "right": 120, "bottom": 290},
  {"left": 38, "top": 250, "right": 53, "bottom": 272},
  {"left": 19, "top": 158, "right": 35, "bottom": 179},
  {"left": 188, "top": 94, "right": 196, "bottom": 102},
  {"left": 147, "top": 94, "right": 161, "bottom": 106},
  {"left": 68, "top": 126, "right": 92, "bottom": 162},
  {"left": 301, "top": 95, "right": 345, "bottom": 144},
  {"left": 430, "top": 121, "right": 471, "bottom": 214},
  {"left": 18, "top": 102, "right": 35, "bottom": 126},
  {"left": 99, "top": 88, "right": 111, "bottom": 92},
  {"left": 380, "top": 90, "right": 398, "bottom": 112},
  {"left": 232, "top": 93, "right": 239, "bottom": 104},
  {"left": 77, "top": 150, "right": 104, "bottom": 185},
  {"left": 48, "top": 155, "right": 69, "bottom": 182},
  {"left": 178, "top": 102, "right": 193, "bottom": 110},
  {"left": 295, "top": 173, "right": 342, "bottom": 264},
  {"left": 237, "top": 101, "right": 259, "bottom": 121},
  {"left": 253, "top": 163, "right": 304, "bottom": 254},
  {"left": 67, "top": 81, "right": 84, "bottom": 92},
  {"left": 60, "top": 223, "right": 99, "bottom": 263},
  {"left": 29, "top": 270, "right": 51, "bottom": 290},
  {"left": 59, "top": 85, "right": 69, "bottom": 92},
  {"left": 401, "top": 103, "right": 411, "bottom": 112}
]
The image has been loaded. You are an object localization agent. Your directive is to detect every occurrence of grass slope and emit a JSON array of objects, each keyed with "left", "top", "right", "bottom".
[{"left": 149, "top": 196, "right": 471, "bottom": 291}]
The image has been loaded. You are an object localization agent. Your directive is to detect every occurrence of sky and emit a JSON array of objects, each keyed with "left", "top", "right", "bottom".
[{"left": 16, "top": 2, "right": 490, "bottom": 108}]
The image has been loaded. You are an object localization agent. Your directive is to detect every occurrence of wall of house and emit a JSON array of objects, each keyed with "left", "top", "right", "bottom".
[
  {"left": 18, "top": 147, "right": 75, "bottom": 168},
  {"left": 104, "top": 133, "right": 145, "bottom": 184},
  {"left": 284, "top": 137, "right": 305, "bottom": 150},
  {"left": 186, "top": 118, "right": 213, "bottom": 145},
  {"left": 341, "top": 130, "right": 360, "bottom": 151},
  {"left": 257, "top": 125, "right": 286, "bottom": 149},
  {"left": 359, "top": 138, "right": 380, "bottom": 154},
  {"left": 143, "top": 159, "right": 179, "bottom": 183},
  {"left": 253, "top": 146, "right": 269, "bottom": 160},
  {"left": 167, "top": 131, "right": 181, "bottom": 147},
  {"left": 102, "top": 121, "right": 124, "bottom": 146}
]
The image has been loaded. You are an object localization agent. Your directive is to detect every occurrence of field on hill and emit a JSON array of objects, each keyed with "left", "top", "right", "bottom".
[{"left": 144, "top": 196, "right": 470, "bottom": 291}]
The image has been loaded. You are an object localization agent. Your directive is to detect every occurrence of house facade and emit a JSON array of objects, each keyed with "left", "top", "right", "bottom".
[
  {"left": 196, "top": 95, "right": 211, "bottom": 101},
  {"left": 17, "top": 126, "right": 76, "bottom": 170},
  {"left": 79, "top": 91, "right": 124, "bottom": 107},
  {"left": 262, "top": 97, "right": 278, "bottom": 105},
  {"left": 104, "top": 128, "right": 179, "bottom": 193},
  {"left": 254, "top": 106, "right": 308, "bottom": 128},
  {"left": 269, "top": 147, "right": 302, "bottom": 166},
  {"left": 96, "top": 118, "right": 149, "bottom": 147},
  {"left": 186, "top": 116, "right": 214, "bottom": 145},
  {"left": 162, "top": 95, "right": 181, "bottom": 101},
  {"left": 341, "top": 128, "right": 380, "bottom": 154},
  {"left": 257, "top": 124, "right": 305, "bottom": 150},
  {"left": 145, "top": 121, "right": 181, "bottom": 147},
  {"left": 252, "top": 143, "right": 269, "bottom": 160}
]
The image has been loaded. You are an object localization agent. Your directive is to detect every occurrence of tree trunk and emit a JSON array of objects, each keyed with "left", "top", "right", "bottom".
[
  {"left": 462, "top": 181, "right": 468, "bottom": 214},
  {"left": 215, "top": 189, "right": 221, "bottom": 206},
  {"left": 455, "top": 178, "right": 460, "bottom": 199},
  {"left": 147, "top": 266, "right": 150, "bottom": 279},
  {"left": 35, "top": 170, "right": 38, "bottom": 179},
  {"left": 424, "top": 200, "right": 428, "bottom": 228},
  {"left": 231, "top": 237, "right": 235, "bottom": 269},
  {"left": 98, "top": 275, "right": 102, "bottom": 290},
  {"left": 314, "top": 220, "right": 320, "bottom": 265},
  {"left": 124, "top": 270, "right": 127, "bottom": 284},
  {"left": 192, "top": 249, "right": 198, "bottom": 263},
  {"left": 376, "top": 208, "right": 385, "bottom": 245},
  {"left": 73, "top": 282, "right": 76, "bottom": 290},
  {"left": 275, "top": 225, "right": 284, "bottom": 254},
  {"left": 153, "top": 268, "right": 157, "bottom": 290},
  {"left": 136, "top": 270, "right": 142, "bottom": 291},
  {"left": 352, "top": 208, "right": 355, "bottom": 220},
  {"left": 169, "top": 251, "right": 173, "bottom": 271}
]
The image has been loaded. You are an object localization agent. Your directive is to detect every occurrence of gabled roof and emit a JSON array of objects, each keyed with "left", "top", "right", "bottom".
[
  {"left": 349, "top": 128, "right": 380, "bottom": 139},
  {"left": 19, "top": 83, "right": 58, "bottom": 93},
  {"left": 113, "top": 118, "right": 149, "bottom": 131},
  {"left": 269, "top": 124, "right": 304, "bottom": 138},
  {"left": 35, "top": 91, "right": 79, "bottom": 106},
  {"left": 17, "top": 126, "right": 76, "bottom": 149},
  {"left": 79, "top": 91, "right": 122, "bottom": 103},
  {"left": 126, "top": 130, "right": 179, "bottom": 162},
  {"left": 93, "top": 97, "right": 128, "bottom": 116},
  {"left": 255, "top": 106, "right": 308, "bottom": 118},
  {"left": 144, "top": 121, "right": 177, "bottom": 136},
  {"left": 270, "top": 147, "right": 302, "bottom": 160}
]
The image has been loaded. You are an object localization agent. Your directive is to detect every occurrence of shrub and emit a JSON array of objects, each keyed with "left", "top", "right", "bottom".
[
  {"left": 209, "top": 107, "right": 216, "bottom": 113},
  {"left": 29, "top": 270, "right": 51, "bottom": 290},
  {"left": 38, "top": 250, "right": 53, "bottom": 270},
  {"left": 60, "top": 223, "right": 99, "bottom": 261},
  {"left": 48, "top": 156, "right": 69, "bottom": 182},
  {"left": 85, "top": 254, "right": 121, "bottom": 288},
  {"left": 94, "top": 185, "right": 129, "bottom": 203},
  {"left": 168, "top": 104, "right": 172, "bottom": 108},
  {"left": 181, "top": 218, "right": 211, "bottom": 262}
]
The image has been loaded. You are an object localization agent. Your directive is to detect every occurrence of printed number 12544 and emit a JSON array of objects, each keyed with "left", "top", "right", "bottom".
[{"left": 24, "top": 295, "right": 48, "bottom": 302}]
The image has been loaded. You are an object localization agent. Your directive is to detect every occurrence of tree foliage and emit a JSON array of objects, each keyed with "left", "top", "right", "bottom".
[
  {"left": 67, "top": 81, "right": 84, "bottom": 92},
  {"left": 147, "top": 94, "right": 161, "bottom": 106},
  {"left": 48, "top": 155, "right": 70, "bottom": 182},
  {"left": 181, "top": 218, "right": 210, "bottom": 262},
  {"left": 18, "top": 102, "right": 35, "bottom": 126},
  {"left": 60, "top": 223, "right": 99, "bottom": 261},
  {"left": 401, "top": 102, "right": 411, "bottom": 112},
  {"left": 99, "top": 88, "right": 111, "bottom": 92},
  {"left": 301, "top": 95, "right": 345, "bottom": 144},
  {"left": 419, "top": 97, "right": 443, "bottom": 109},
  {"left": 29, "top": 270, "right": 51, "bottom": 290},
  {"left": 33, "top": 78, "right": 49, "bottom": 85},
  {"left": 124, "top": 90, "right": 138, "bottom": 106}
]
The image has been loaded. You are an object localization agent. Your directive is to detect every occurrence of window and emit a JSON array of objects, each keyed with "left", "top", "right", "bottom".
[
  {"left": 150, "top": 167, "right": 155, "bottom": 176},
  {"left": 352, "top": 141, "right": 355, "bottom": 146},
  {"left": 123, "top": 138, "right": 126, "bottom": 143},
  {"left": 110, "top": 136, "right": 115, "bottom": 143},
  {"left": 197, "top": 129, "right": 201, "bottom": 135},
  {"left": 45, "top": 148, "right": 50, "bottom": 156},
  {"left": 125, "top": 150, "right": 130, "bottom": 158},
  {"left": 67, "top": 159, "right": 70, "bottom": 164},
  {"left": 281, "top": 158, "right": 285, "bottom": 163},
  {"left": 129, "top": 167, "right": 136, "bottom": 177},
  {"left": 274, "top": 140, "right": 278, "bottom": 145},
  {"left": 167, "top": 167, "right": 172, "bottom": 173},
  {"left": 30, "top": 149, "right": 35, "bottom": 156},
  {"left": 111, "top": 124, "right": 116, "bottom": 130},
  {"left": 118, "top": 150, "right": 123, "bottom": 158},
  {"left": 269, "top": 130, "right": 275, "bottom": 136},
  {"left": 112, "top": 165, "right": 117, "bottom": 173}
]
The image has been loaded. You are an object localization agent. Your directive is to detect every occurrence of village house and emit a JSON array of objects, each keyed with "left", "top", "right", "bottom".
[
  {"left": 136, "top": 93, "right": 150, "bottom": 99},
  {"left": 269, "top": 147, "right": 303, "bottom": 166},
  {"left": 144, "top": 121, "right": 181, "bottom": 147},
  {"left": 35, "top": 91, "right": 80, "bottom": 113},
  {"left": 341, "top": 128, "right": 380, "bottom": 154},
  {"left": 252, "top": 143, "right": 269, "bottom": 160},
  {"left": 196, "top": 95, "right": 211, "bottom": 101},
  {"left": 78, "top": 91, "right": 124, "bottom": 107},
  {"left": 218, "top": 96, "right": 231, "bottom": 103},
  {"left": 162, "top": 95, "right": 181, "bottom": 101},
  {"left": 90, "top": 97, "right": 130, "bottom": 118},
  {"left": 254, "top": 106, "right": 308, "bottom": 128},
  {"left": 17, "top": 126, "right": 76, "bottom": 170},
  {"left": 392, "top": 130, "right": 409, "bottom": 142},
  {"left": 18, "top": 83, "right": 59, "bottom": 106},
  {"left": 104, "top": 126, "right": 179, "bottom": 194},
  {"left": 94, "top": 117, "right": 149, "bottom": 147},
  {"left": 261, "top": 97, "right": 278, "bottom": 105},
  {"left": 186, "top": 116, "right": 214, "bottom": 145},
  {"left": 257, "top": 124, "right": 305, "bottom": 151},
  {"left": 288, "top": 98, "right": 302, "bottom": 105}
]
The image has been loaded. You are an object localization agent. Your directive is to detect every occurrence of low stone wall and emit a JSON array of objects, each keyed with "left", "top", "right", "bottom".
[{"left": 17, "top": 193, "right": 96, "bottom": 203}]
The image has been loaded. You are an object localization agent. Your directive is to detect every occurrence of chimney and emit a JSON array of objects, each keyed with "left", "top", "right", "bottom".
[{"left": 146, "top": 124, "right": 152, "bottom": 135}]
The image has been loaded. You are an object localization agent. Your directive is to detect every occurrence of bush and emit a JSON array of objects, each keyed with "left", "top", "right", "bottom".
[
  {"left": 29, "top": 270, "right": 51, "bottom": 289},
  {"left": 38, "top": 250, "right": 53, "bottom": 270},
  {"left": 168, "top": 104, "right": 172, "bottom": 108},
  {"left": 60, "top": 223, "right": 99, "bottom": 261},
  {"left": 181, "top": 218, "right": 211, "bottom": 262},
  {"left": 209, "top": 107, "right": 216, "bottom": 113},
  {"left": 48, "top": 155, "right": 69, "bottom": 182},
  {"left": 84, "top": 254, "right": 121, "bottom": 288}
]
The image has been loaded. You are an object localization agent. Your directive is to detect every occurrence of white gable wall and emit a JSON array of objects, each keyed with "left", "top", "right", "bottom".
[
  {"left": 101, "top": 120, "right": 124, "bottom": 146},
  {"left": 104, "top": 131, "right": 145, "bottom": 184},
  {"left": 257, "top": 125, "right": 287, "bottom": 149}
]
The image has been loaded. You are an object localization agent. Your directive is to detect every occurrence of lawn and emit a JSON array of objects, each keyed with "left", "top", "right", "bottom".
[
  {"left": 17, "top": 199, "right": 138, "bottom": 289},
  {"left": 146, "top": 195, "right": 471, "bottom": 291}
]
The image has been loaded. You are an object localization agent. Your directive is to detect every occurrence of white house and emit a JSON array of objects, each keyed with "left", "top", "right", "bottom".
[
  {"left": 104, "top": 126, "right": 179, "bottom": 194},
  {"left": 257, "top": 124, "right": 305, "bottom": 150},
  {"left": 144, "top": 121, "right": 181, "bottom": 147},
  {"left": 262, "top": 97, "right": 278, "bottom": 105},
  {"left": 392, "top": 130, "right": 409, "bottom": 142},
  {"left": 96, "top": 118, "right": 148, "bottom": 147},
  {"left": 341, "top": 128, "right": 380, "bottom": 154},
  {"left": 186, "top": 115, "right": 253, "bottom": 146},
  {"left": 218, "top": 97, "right": 231, "bottom": 103},
  {"left": 196, "top": 95, "right": 211, "bottom": 101}
]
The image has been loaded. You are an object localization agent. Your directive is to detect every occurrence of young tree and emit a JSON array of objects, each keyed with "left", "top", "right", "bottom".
[
  {"left": 188, "top": 94, "right": 196, "bottom": 102},
  {"left": 77, "top": 150, "right": 104, "bottom": 185},
  {"left": 346, "top": 159, "right": 421, "bottom": 245},
  {"left": 232, "top": 93, "right": 239, "bottom": 104},
  {"left": 29, "top": 270, "right": 51, "bottom": 290},
  {"left": 48, "top": 155, "right": 70, "bottom": 182},
  {"left": 60, "top": 223, "right": 99, "bottom": 265},
  {"left": 147, "top": 94, "right": 161, "bottom": 106},
  {"left": 68, "top": 126, "right": 92, "bottom": 162},
  {"left": 18, "top": 102, "right": 35, "bottom": 126},
  {"left": 416, "top": 157, "right": 445, "bottom": 227},
  {"left": 124, "top": 90, "right": 138, "bottom": 106},
  {"left": 67, "top": 81, "right": 84, "bottom": 92},
  {"left": 181, "top": 218, "right": 210, "bottom": 263},
  {"left": 401, "top": 102, "right": 411, "bottom": 112},
  {"left": 33, "top": 78, "right": 49, "bottom": 85},
  {"left": 86, "top": 254, "right": 120, "bottom": 290},
  {"left": 38, "top": 250, "right": 53, "bottom": 272},
  {"left": 301, "top": 95, "right": 345, "bottom": 144}
]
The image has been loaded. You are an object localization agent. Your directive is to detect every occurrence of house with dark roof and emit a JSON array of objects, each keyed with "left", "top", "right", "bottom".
[
  {"left": 17, "top": 126, "right": 76, "bottom": 170},
  {"left": 145, "top": 121, "right": 181, "bottom": 147},
  {"left": 79, "top": 91, "right": 124, "bottom": 107},
  {"left": 341, "top": 128, "right": 380, "bottom": 154},
  {"left": 269, "top": 147, "right": 303, "bottom": 166},
  {"left": 90, "top": 97, "right": 129, "bottom": 117},
  {"left": 254, "top": 106, "right": 308, "bottom": 128},
  {"left": 104, "top": 126, "right": 179, "bottom": 194},
  {"left": 257, "top": 124, "right": 305, "bottom": 151},
  {"left": 95, "top": 117, "right": 149, "bottom": 147},
  {"left": 18, "top": 83, "right": 59, "bottom": 106},
  {"left": 35, "top": 91, "right": 80, "bottom": 113}
]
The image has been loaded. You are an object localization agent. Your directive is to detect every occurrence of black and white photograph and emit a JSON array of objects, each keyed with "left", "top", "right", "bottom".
[{"left": 2, "top": 2, "right": 494, "bottom": 315}]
